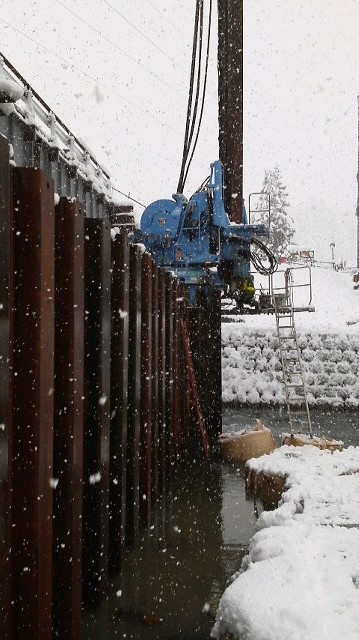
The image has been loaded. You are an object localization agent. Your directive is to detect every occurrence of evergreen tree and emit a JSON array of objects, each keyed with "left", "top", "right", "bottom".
[{"left": 254, "top": 167, "right": 295, "bottom": 259}]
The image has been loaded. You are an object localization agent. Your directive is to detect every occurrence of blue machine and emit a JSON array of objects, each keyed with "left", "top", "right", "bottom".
[{"left": 137, "top": 160, "right": 271, "bottom": 306}]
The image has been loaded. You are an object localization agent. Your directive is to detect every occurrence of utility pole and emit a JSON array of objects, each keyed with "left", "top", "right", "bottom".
[
  {"left": 356, "top": 95, "right": 359, "bottom": 268},
  {"left": 218, "top": 0, "right": 243, "bottom": 223}
]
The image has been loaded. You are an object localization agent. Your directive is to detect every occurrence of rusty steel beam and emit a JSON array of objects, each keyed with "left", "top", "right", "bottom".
[
  {"left": 126, "top": 244, "right": 142, "bottom": 544},
  {"left": 83, "top": 219, "right": 111, "bottom": 608},
  {"left": 218, "top": 0, "right": 243, "bottom": 222},
  {"left": 151, "top": 264, "right": 159, "bottom": 506},
  {"left": 0, "top": 135, "right": 11, "bottom": 638},
  {"left": 110, "top": 230, "right": 130, "bottom": 572},
  {"left": 11, "top": 168, "right": 55, "bottom": 638},
  {"left": 53, "top": 198, "right": 85, "bottom": 638},
  {"left": 207, "top": 288, "right": 222, "bottom": 442},
  {"left": 178, "top": 285, "right": 190, "bottom": 450},
  {"left": 172, "top": 279, "right": 180, "bottom": 456},
  {"left": 139, "top": 253, "right": 153, "bottom": 528},
  {"left": 157, "top": 268, "right": 167, "bottom": 501},
  {"left": 165, "top": 273, "right": 175, "bottom": 468}
]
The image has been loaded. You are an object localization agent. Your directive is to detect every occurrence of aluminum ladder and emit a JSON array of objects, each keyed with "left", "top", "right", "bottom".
[{"left": 272, "top": 271, "right": 312, "bottom": 436}]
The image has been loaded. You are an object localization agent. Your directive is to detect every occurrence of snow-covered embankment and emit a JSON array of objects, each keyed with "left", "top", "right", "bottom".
[
  {"left": 222, "top": 267, "right": 359, "bottom": 408},
  {"left": 212, "top": 445, "right": 359, "bottom": 640}
]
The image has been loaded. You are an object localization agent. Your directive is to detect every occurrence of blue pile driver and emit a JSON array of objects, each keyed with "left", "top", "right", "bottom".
[{"left": 137, "top": 160, "right": 276, "bottom": 308}]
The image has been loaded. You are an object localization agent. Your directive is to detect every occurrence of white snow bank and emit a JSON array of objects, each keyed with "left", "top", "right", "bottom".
[{"left": 212, "top": 446, "right": 359, "bottom": 640}]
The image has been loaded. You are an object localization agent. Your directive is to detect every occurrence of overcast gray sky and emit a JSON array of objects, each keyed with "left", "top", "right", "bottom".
[{"left": 1, "top": 0, "right": 358, "bottom": 263}]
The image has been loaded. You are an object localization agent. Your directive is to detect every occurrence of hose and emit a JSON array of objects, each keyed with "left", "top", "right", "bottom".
[{"left": 249, "top": 238, "right": 278, "bottom": 275}]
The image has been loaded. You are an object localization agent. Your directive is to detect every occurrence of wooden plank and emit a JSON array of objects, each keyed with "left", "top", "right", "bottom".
[
  {"left": 126, "top": 244, "right": 142, "bottom": 544},
  {"left": 53, "top": 197, "right": 85, "bottom": 638},
  {"left": 139, "top": 253, "right": 152, "bottom": 528},
  {"left": 11, "top": 167, "right": 55, "bottom": 638},
  {"left": 110, "top": 231, "right": 130, "bottom": 572},
  {"left": 0, "top": 135, "right": 11, "bottom": 638},
  {"left": 83, "top": 219, "right": 111, "bottom": 608}
]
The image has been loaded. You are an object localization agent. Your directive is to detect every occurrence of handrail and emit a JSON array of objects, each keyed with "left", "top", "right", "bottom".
[{"left": 268, "top": 266, "right": 313, "bottom": 310}]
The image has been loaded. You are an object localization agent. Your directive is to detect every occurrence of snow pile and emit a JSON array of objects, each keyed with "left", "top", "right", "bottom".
[
  {"left": 212, "top": 445, "right": 359, "bottom": 640},
  {"left": 222, "top": 267, "right": 359, "bottom": 407}
]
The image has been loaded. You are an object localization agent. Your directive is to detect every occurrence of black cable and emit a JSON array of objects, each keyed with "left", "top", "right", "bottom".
[
  {"left": 182, "top": 1, "right": 204, "bottom": 176},
  {"left": 112, "top": 187, "right": 145, "bottom": 208},
  {"left": 195, "top": 175, "right": 210, "bottom": 192},
  {"left": 182, "top": 0, "right": 212, "bottom": 189},
  {"left": 177, "top": 0, "right": 201, "bottom": 194},
  {"left": 250, "top": 238, "right": 278, "bottom": 275}
]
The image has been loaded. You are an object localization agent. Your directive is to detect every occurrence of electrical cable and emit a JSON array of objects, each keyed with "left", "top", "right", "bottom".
[
  {"left": 182, "top": 0, "right": 212, "bottom": 189},
  {"left": 177, "top": 0, "right": 201, "bottom": 194},
  {"left": 54, "top": 0, "right": 182, "bottom": 97},
  {"left": 177, "top": 0, "right": 212, "bottom": 194},
  {"left": 249, "top": 238, "right": 278, "bottom": 275},
  {"left": 0, "top": 18, "right": 182, "bottom": 136},
  {"left": 195, "top": 175, "right": 210, "bottom": 193},
  {"left": 112, "top": 186, "right": 145, "bottom": 208},
  {"left": 102, "top": 0, "right": 188, "bottom": 75},
  {"left": 144, "top": 0, "right": 179, "bottom": 32},
  {"left": 182, "top": 1, "right": 204, "bottom": 174}
]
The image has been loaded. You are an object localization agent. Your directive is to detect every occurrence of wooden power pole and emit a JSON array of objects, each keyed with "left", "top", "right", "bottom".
[
  {"left": 218, "top": 0, "right": 243, "bottom": 223},
  {"left": 356, "top": 95, "right": 359, "bottom": 268}
]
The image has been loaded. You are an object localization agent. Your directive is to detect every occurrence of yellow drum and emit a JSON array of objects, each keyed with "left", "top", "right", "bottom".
[{"left": 219, "top": 428, "right": 276, "bottom": 463}]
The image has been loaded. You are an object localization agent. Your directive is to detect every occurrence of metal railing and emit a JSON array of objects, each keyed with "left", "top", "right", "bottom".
[{"left": 264, "top": 265, "right": 314, "bottom": 312}]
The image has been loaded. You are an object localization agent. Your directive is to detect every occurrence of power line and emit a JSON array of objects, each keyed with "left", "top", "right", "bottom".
[
  {"left": 143, "top": 0, "right": 179, "bottom": 32},
  {"left": 0, "top": 17, "right": 182, "bottom": 136},
  {"left": 103, "top": 0, "right": 188, "bottom": 76},
  {"left": 54, "top": 0, "right": 183, "bottom": 97},
  {"left": 112, "top": 186, "right": 145, "bottom": 208}
]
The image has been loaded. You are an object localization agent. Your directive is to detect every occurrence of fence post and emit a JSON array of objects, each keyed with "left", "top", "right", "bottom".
[
  {"left": 140, "top": 253, "right": 153, "bottom": 528},
  {"left": 0, "top": 135, "right": 11, "bottom": 638},
  {"left": 83, "top": 219, "right": 111, "bottom": 608},
  {"left": 110, "top": 230, "right": 130, "bottom": 572},
  {"left": 53, "top": 197, "right": 85, "bottom": 638},
  {"left": 126, "top": 244, "right": 142, "bottom": 544},
  {"left": 11, "top": 167, "right": 55, "bottom": 638}
]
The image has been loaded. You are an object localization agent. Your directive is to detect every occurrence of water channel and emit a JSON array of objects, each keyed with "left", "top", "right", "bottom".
[{"left": 83, "top": 408, "right": 359, "bottom": 639}]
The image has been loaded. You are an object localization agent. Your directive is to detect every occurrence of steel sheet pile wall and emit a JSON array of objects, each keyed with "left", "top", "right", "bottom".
[{"left": 0, "top": 133, "right": 221, "bottom": 639}]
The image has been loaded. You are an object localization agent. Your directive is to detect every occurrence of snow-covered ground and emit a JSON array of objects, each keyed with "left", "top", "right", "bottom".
[
  {"left": 212, "top": 445, "right": 359, "bottom": 640},
  {"left": 222, "top": 266, "right": 359, "bottom": 407}
]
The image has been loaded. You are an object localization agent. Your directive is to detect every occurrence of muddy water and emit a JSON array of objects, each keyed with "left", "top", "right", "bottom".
[{"left": 83, "top": 408, "right": 358, "bottom": 639}]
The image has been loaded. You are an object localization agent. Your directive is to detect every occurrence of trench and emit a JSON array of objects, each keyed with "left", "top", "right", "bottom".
[{"left": 83, "top": 408, "right": 359, "bottom": 639}]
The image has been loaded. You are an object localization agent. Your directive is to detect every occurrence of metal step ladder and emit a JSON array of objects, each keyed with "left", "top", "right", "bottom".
[{"left": 272, "top": 272, "right": 312, "bottom": 436}]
